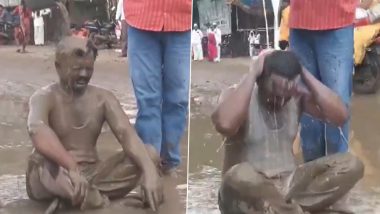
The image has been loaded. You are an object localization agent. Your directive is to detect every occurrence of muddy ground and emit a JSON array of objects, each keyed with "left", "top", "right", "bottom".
[
  {"left": 0, "top": 45, "right": 188, "bottom": 214},
  {"left": 188, "top": 59, "right": 380, "bottom": 213}
]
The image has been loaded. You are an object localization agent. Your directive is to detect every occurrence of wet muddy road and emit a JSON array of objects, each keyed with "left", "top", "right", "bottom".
[
  {"left": 188, "top": 59, "right": 380, "bottom": 214},
  {"left": 0, "top": 46, "right": 188, "bottom": 214}
]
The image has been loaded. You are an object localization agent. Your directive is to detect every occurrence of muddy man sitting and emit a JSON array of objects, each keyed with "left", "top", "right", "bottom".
[
  {"left": 26, "top": 35, "right": 163, "bottom": 212},
  {"left": 212, "top": 50, "right": 364, "bottom": 214}
]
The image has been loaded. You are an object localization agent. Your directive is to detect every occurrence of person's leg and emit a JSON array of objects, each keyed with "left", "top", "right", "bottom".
[
  {"left": 161, "top": 31, "right": 190, "bottom": 169},
  {"left": 91, "top": 145, "right": 160, "bottom": 199},
  {"left": 121, "top": 20, "right": 128, "bottom": 56},
  {"left": 37, "top": 26, "right": 43, "bottom": 45},
  {"left": 290, "top": 29, "right": 325, "bottom": 162},
  {"left": 249, "top": 45, "right": 253, "bottom": 57},
  {"left": 314, "top": 26, "right": 354, "bottom": 155},
  {"left": 26, "top": 156, "right": 54, "bottom": 201},
  {"left": 219, "top": 162, "right": 303, "bottom": 214},
  {"left": 216, "top": 44, "right": 221, "bottom": 61},
  {"left": 197, "top": 43, "right": 204, "bottom": 60},
  {"left": 287, "top": 153, "right": 364, "bottom": 212},
  {"left": 34, "top": 25, "right": 38, "bottom": 45},
  {"left": 192, "top": 44, "right": 198, "bottom": 60},
  {"left": 128, "top": 26, "right": 163, "bottom": 153},
  {"left": 41, "top": 25, "right": 45, "bottom": 45}
]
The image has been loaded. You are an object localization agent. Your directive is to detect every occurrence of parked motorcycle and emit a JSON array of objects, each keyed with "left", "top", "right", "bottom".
[
  {"left": 83, "top": 19, "right": 117, "bottom": 49},
  {"left": 0, "top": 21, "right": 14, "bottom": 44},
  {"left": 221, "top": 34, "right": 232, "bottom": 57},
  {"left": 352, "top": 7, "right": 380, "bottom": 94}
]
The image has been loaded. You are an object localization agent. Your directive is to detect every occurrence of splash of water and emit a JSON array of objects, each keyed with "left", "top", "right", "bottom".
[
  {"left": 273, "top": 96, "right": 280, "bottom": 151},
  {"left": 324, "top": 126, "right": 350, "bottom": 156}
]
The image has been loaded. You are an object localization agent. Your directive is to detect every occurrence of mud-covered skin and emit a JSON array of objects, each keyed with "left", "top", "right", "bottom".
[
  {"left": 28, "top": 84, "right": 120, "bottom": 163},
  {"left": 218, "top": 87, "right": 365, "bottom": 213},
  {"left": 26, "top": 36, "right": 162, "bottom": 211}
]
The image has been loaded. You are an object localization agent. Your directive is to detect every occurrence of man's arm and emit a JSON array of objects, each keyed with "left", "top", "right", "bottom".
[
  {"left": 27, "top": 90, "right": 78, "bottom": 171},
  {"left": 300, "top": 68, "right": 349, "bottom": 127},
  {"left": 103, "top": 91, "right": 161, "bottom": 211}
]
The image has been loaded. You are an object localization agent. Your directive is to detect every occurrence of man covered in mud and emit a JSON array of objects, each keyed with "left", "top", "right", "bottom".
[
  {"left": 212, "top": 50, "right": 364, "bottom": 214},
  {"left": 26, "top": 35, "right": 163, "bottom": 212}
]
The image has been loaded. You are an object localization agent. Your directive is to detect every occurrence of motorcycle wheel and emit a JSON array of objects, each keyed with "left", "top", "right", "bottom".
[{"left": 353, "top": 46, "right": 380, "bottom": 94}]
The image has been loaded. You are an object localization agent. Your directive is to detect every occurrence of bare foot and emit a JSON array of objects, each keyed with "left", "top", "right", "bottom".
[{"left": 162, "top": 167, "right": 178, "bottom": 179}]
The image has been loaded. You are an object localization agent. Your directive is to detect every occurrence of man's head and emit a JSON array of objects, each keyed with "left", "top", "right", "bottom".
[
  {"left": 194, "top": 23, "right": 198, "bottom": 30},
  {"left": 55, "top": 36, "right": 98, "bottom": 95},
  {"left": 257, "top": 50, "right": 302, "bottom": 107},
  {"left": 212, "top": 22, "right": 217, "bottom": 30}
]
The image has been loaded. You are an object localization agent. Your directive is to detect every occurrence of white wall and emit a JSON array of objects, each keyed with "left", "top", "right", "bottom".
[{"left": 0, "top": 0, "right": 20, "bottom": 7}]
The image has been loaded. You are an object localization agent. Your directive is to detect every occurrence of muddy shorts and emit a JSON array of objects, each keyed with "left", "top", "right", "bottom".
[
  {"left": 26, "top": 151, "right": 141, "bottom": 207},
  {"left": 218, "top": 153, "right": 364, "bottom": 214},
  {"left": 218, "top": 172, "right": 292, "bottom": 214}
]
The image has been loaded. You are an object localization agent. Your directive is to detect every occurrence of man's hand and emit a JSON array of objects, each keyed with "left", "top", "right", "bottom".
[
  {"left": 141, "top": 170, "right": 163, "bottom": 211},
  {"left": 68, "top": 169, "right": 89, "bottom": 206},
  {"left": 249, "top": 48, "right": 274, "bottom": 79}
]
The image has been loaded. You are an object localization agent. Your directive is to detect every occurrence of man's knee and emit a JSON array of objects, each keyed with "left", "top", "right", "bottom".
[
  {"left": 327, "top": 153, "right": 364, "bottom": 181},
  {"left": 223, "top": 162, "right": 265, "bottom": 190},
  {"left": 343, "top": 153, "right": 364, "bottom": 180}
]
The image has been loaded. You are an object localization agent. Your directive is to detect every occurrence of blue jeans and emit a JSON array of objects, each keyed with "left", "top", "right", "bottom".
[
  {"left": 128, "top": 26, "right": 190, "bottom": 168},
  {"left": 290, "top": 26, "right": 354, "bottom": 162}
]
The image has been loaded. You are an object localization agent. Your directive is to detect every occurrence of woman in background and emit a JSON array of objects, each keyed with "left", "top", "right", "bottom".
[
  {"left": 13, "top": 0, "right": 32, "bottom": 53},
  {"left": 207, "top": 28, "right": 217, "bottom": 62}
]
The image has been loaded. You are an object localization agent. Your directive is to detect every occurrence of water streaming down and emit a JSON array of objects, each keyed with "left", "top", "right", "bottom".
[
  {"left": 245, "top": 89, "right": 298, "bottom": 177},
  {"left": 272, "top": 96, "right": 280, "bottom": 156}
]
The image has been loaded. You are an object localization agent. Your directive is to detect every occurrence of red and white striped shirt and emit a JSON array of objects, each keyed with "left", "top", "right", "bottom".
[
  {"left": 289, "top": 0, "right": 358, "bottom": 30},
  {"left": 124, "top": 0, "right": 192, "bottom": 32}
]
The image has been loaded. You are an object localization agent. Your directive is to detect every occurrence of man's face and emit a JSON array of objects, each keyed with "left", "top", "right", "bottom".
[
  {"left": 262, "top": 73, "right": 301, "bottom": 107},
  {"left": 57, "top": 53, "right": 95, "bottom": 94}
]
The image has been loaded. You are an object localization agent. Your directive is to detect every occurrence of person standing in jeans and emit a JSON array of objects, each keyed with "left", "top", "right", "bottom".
[
  {"left": 289, "top": 0, "right": 357, "bottom": 162},
  {"left": 116, "top": 0, "right": 127, "bottom": 57},
  {"left": 124, "top": 0, "right": 191, "bottom": 176}
]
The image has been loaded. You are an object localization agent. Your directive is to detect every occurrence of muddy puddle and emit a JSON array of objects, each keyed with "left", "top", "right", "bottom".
[
  {"left": 0, "top": 47, "right": 188, "bottom": 213},
  {"left": 188, "top": 59, "right": 380, "bottom": 213}
]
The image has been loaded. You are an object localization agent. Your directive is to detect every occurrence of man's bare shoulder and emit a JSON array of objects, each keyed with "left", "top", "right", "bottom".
[
  {"left": 29, "top": 83, "right": 57, "bottom": 102},
  {"left": 87, "top": 85, "right": 119, "bottom": 102}
]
